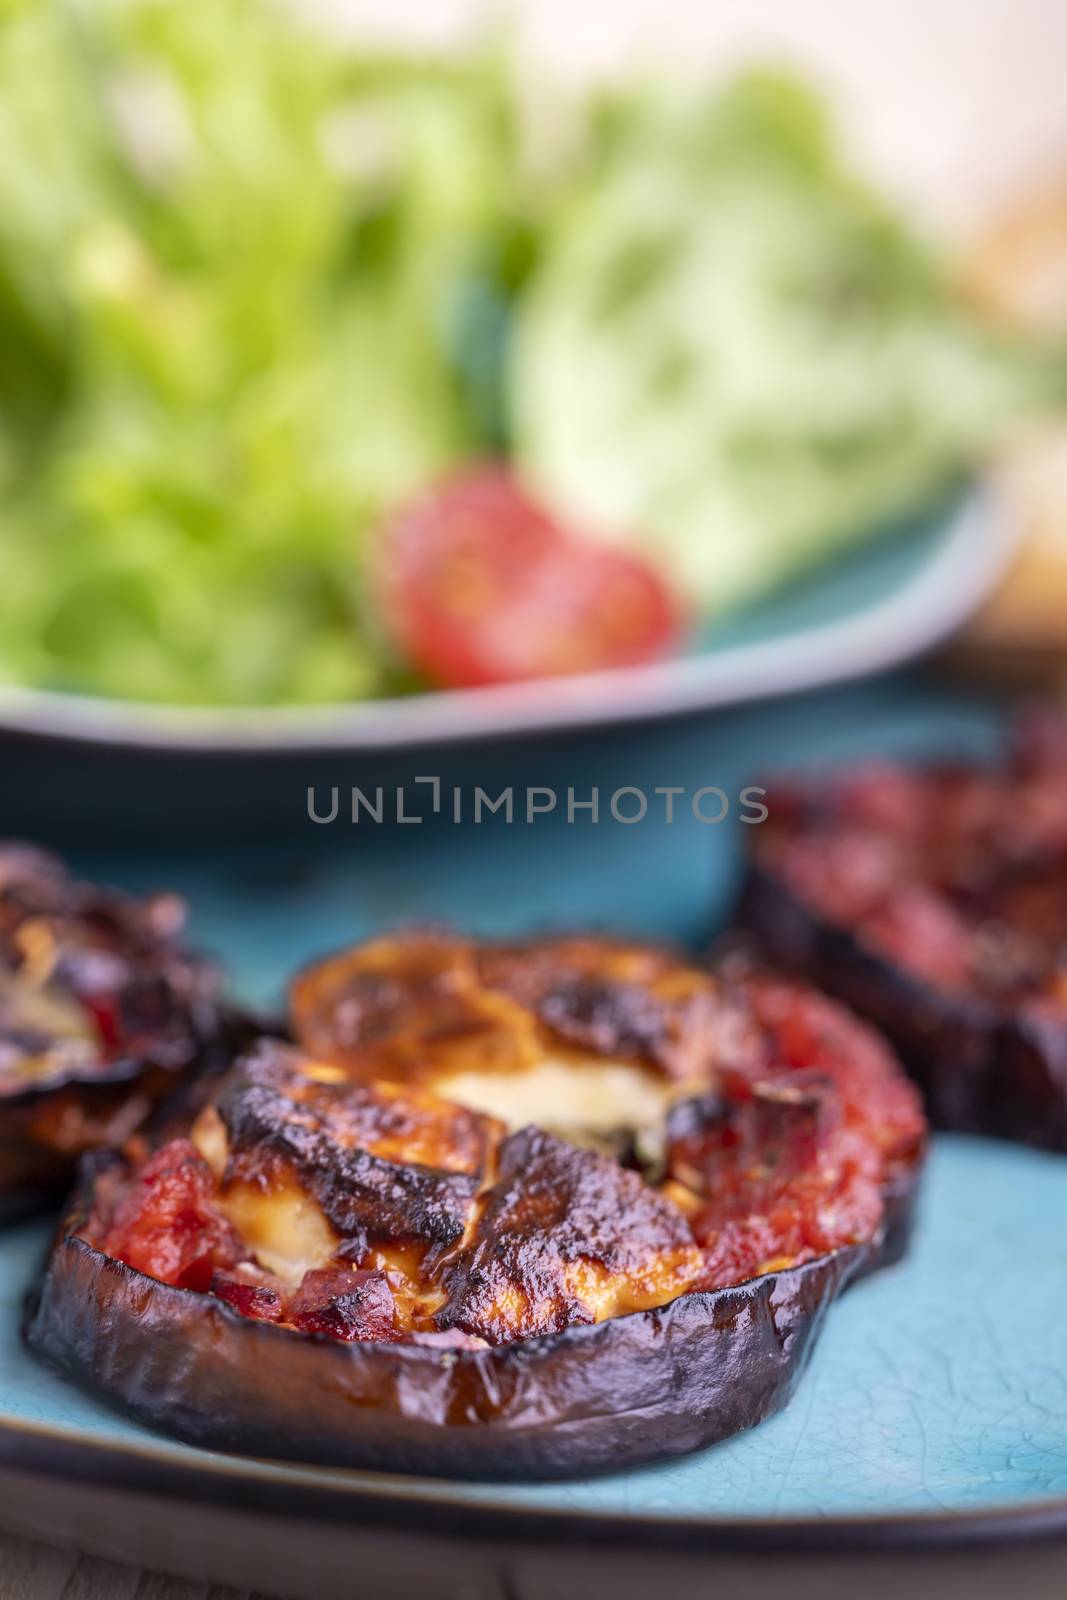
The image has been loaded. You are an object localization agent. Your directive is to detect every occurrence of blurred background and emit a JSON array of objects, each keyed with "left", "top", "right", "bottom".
[
  {"left": 1, "top": 0, "right": 1065, "bottom": 725},
  {"left": 0, "top": 0, "right": 1066, "bottom": 900},
  {"left": 335, "top": 0, "right": 1067, "bottom": 229}
]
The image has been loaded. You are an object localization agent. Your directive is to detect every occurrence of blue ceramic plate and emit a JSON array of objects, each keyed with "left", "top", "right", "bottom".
[
  {"left": 3, "top": 1135, "right": 1067, "bottom": 1548},
  {"left": 2, "top": 1139, "right": 1067, "bottom": 1587},
  {"left": 0, "top": 484, "right": 1018, "bottom": 754}
]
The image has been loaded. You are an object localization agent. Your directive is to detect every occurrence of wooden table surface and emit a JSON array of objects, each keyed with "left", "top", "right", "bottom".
[{"left": 0, "top": 1533, "right": 258, "bottom": 1600}]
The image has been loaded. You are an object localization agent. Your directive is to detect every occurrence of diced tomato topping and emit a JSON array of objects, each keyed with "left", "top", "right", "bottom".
[
  {"left": 694, "top": 1162, "right": 883, "bottom": 1287},
  {"left": 669, "top": 1071, "right": 837, "bottom": 1206},
  {"left": 860, "top": 887, "right": 975, "bottom": 992},
  {"left": 741, "top": 977, "right": 926, "bottom": 1169},
  {"left": 97, "top": 1139, "right": 240, "bottom": 1292},
  {"left": 210, "top": 1274, "right": 283, "bottom": 1323},
  {"left": 668, "top": 1036, "right": 894, "bottom": 1288},
  {"left": 286, "top": 1268, "right": 399, "bottom": 1342},
  {"left": 762, "top": 715, "right": 1067, "bottom": 1012},
  {"left": 81, "top": 994, "right": 122, "bottom": 1054},
  {"left": 377, "top": 467, "right": 682, "bottom": 689},
  {"left": 694, "top": 1215, "right": 782, "bottom": 1287}
]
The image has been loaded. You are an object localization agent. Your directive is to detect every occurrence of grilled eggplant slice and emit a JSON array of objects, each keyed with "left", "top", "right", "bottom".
[
  {"left": 740, "top": 708, "right": 1067, "bottom": 1150},
  {"left": 27, "top": 1191, "right": 856, "bottom": 1479},
  {"left": 28, "top": 932, "right": 925, "bottom": 1478},
  {"left": 0, "top": 843, "right": 238, "bottom": 1216}
]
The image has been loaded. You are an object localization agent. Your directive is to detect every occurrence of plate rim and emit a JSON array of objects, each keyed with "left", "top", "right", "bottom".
[
  {"left": 0, "top": 484, "right": 1017, "bottom": 755},
  {"left": 3, "top": 1410, "right": 1067, "bottom": 1555}
]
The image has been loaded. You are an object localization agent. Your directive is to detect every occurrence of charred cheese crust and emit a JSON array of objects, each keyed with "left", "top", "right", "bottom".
[
  {"left": 193, "top": 1045, "right": 503, "bottom": 1288},
  {"left": 129, "top": 1038, "right": 704, "bottom": 1343},
  {"left": 288, "top": 933, "right": 761, "bottom": 1144},
  {"left": 436, "top": 1125, "right": 702, "bottom": 1343}
]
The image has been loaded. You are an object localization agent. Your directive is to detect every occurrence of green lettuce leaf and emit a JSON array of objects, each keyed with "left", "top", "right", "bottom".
[
  {"left": 512, "top": 72, "right": 1067, "bottom": 613},
  {"left": 0, "top": 0, "right": 529, "bottom": 704}
]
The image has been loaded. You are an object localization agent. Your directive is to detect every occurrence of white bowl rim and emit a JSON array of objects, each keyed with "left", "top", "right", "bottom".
[{"left": 0, "top": 484, "right": 1017, "bottom": 754}]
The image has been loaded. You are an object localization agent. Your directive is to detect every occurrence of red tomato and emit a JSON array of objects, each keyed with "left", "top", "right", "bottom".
[
  {"left": 98, "top": 1140, "right": 239, "bottom": 1293},
  {"left": 378, "top": 468, "right": 682, "bottom": 689}
]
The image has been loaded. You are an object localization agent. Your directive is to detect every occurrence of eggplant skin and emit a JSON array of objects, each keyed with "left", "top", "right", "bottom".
[
  {"left": 739, "top": 864, "right": 1067, "bottom": 1153},
  {"left": 25, "top": 1228, "right": 859, "bottom": 1482}
]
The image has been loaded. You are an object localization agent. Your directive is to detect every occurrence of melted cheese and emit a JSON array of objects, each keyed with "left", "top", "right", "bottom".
[
  {"left": 191, "top": 1105, "right": 227, "bottom": 1178},
  {"left": 217, "top": 1175, "right": 339, "bottom": 1286},
  {"left": 431, "top": 1056, "right": 679, "bottom": 1134},
  {"left": 0, "top": 970, "right": 98, "bottom": 1084},
  {"left": 190, "top": 1104, "right": 338, "bottom": 1286}
]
